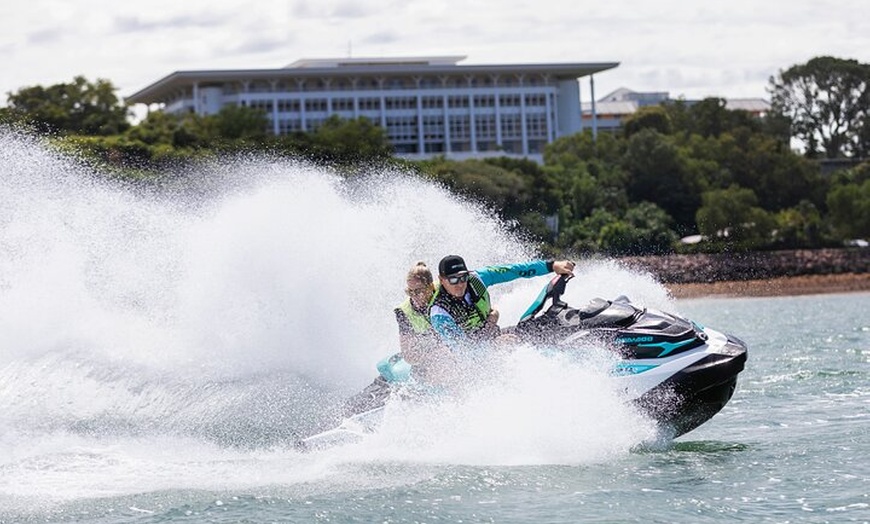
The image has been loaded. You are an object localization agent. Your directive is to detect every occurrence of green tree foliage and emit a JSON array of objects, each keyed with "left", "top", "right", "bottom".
[
  {"left": 212, "top": 105, "right": 269, "bottom": 141},
  {"left": 291, "top": 115, "right": 394, "bottom": 165},
  {"left": 663, "top": 98, "right": 763, "bottom": 139},
  {"left": 826, "top": 179, "right": 870, "bottom": 239},
  {"left": 704, "top": 128, "right": 827, "bottom": 211},
  {"left": 554, "top": 202, "right": 677, "bottom": 255},
  {"left": 543, "top": 132, "right": 631, "bottom": 241},
  {"left": 419, "top": 158, "right": 529, "bottom": 218},
  {"left": 125, "top": 110, "right": 213, "bottom": 152},
  {"left": 773, "top": 200, "right": 824, "bottom": 248},
  {"left": 557, "top": 208, "right": 618, "bottom": 254},
  {"left": 623, "top": 106, "right": 672, "bottom": 138},
  {"left": 770, "top": 56, "right": 870, "bottom": 158},
  {"left": 696, "top": 185, "right": 775, "bottom": 249},
  {"left": 622, "top": 129, "right": 703, "bottom": 230},
  {"left": 484, "top": 157, "right": 560, "bottom": 214},
  {"left": 544, "top": 129, "right": 624, "bottom": 167},
  {"left": 600, "top": 202, "right": 679, "bottom": 255},
  {"left": 4, "top": 76, "right": 130, "bottom": 135}
]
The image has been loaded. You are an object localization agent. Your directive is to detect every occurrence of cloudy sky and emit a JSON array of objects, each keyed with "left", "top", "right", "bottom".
[{"left": 2, "top": 0, "right": 867, "bottom": 107}]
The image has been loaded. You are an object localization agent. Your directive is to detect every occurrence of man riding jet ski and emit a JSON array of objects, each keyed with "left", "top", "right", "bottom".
[{"left": 300, "top": 274, "right": 748, "bottom": 450}]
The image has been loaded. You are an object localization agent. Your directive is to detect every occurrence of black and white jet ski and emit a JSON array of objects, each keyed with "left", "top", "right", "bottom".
[{"left": 301, "top": 275, "right": 747, "bottom": 449}]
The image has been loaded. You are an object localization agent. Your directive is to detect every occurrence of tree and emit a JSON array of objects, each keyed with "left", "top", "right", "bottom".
[
  {"left": 826, "top": 179, "right": 870, "bottom": 239},
  {"left": 623, "top": 106, "right": 672, "bottom": 138},
  {"left": 597, "top": 202, "right": 678, "bottom": 255},
  {"left": 4, "top": 76, "right": 130, "bottom": 135},
  {"left": 664, "top": 97, "right": 764, "bottom": 139},
  {"left": 773, "top": 200, "right": 824, "bottom": 248},
  {"left": 696, "top": 185, "right": 775, "bottom": 249},
  {"left": 484, "top": 157, "right": 560, "bottom": 214},
  {"left": 769, "top": 56, "right": 870, "bottom": 158},
  {"left": 622, "top": 129, "right": 704, "bottom": 231},
  {"left": 211, "top": 104, "right": 269, "bottom": 140},
  {"left": 420, "top": 158, "right": 529, "bottom": 217},
  {"left": 290, "top": 115, "right": 393, "bottom": 165},
  {"left": 543, "top": 129, "right": 624, "bottom": 168}
]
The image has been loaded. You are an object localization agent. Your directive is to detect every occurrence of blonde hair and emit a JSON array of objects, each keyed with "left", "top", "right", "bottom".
[{"left": 406, "top": 261, "right": 434, "bottom": 286}]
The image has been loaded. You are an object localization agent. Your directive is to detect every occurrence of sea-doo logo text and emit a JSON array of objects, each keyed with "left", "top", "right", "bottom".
[{"left": 618, "top": 336, "right": 654, "bottom": 344}]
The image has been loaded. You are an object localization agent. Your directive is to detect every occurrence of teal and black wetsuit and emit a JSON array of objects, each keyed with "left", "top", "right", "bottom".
[{"left": 429, "top": 259, "right": 554, "bottom": 348}]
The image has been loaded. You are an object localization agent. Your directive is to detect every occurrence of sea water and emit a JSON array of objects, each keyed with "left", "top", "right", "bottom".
[{"left": 0, "top": 129, "right": 868, "bottom": 523}]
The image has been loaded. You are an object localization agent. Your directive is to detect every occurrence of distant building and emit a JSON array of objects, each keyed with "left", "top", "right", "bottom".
[
  {"left": 581, "top": 88, "right": 771, "bottom": 133},
  {"left": 127, "top": 56, "right": 619, "bottom": 162}
]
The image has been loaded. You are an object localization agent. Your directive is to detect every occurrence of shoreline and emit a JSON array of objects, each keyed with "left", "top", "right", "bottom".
[{"left": 666, "top": 272, "right": 870, "bottom": 299}]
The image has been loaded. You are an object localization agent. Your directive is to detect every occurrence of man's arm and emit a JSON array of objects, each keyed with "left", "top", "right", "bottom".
[{"left": 475, "top": 259, "right": 551, "bottom": 287}]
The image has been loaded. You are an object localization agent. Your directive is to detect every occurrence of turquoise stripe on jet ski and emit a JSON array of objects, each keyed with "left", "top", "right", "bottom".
[
  {"left": 520, "top": 283, "right": 551, "bottom": 322},
  {"left": 638, "top": 338, "right": 698, "bottom": 357},
  {"left": 613, "top": 363, "right": 659, "bottom": 376}
]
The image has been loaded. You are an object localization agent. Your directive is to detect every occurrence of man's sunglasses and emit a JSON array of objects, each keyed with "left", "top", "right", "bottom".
[{"left": 446, "top": 273, "right": 469, "bottom": 285}]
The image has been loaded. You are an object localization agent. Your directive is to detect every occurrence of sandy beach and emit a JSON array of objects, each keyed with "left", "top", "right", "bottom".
[{"left": 667, "top": 272, "right": 870, "bottom": 299}]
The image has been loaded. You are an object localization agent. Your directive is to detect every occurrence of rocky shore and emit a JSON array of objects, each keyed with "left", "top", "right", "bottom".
[{"left": 618, "top": 248, "right": 869, "bottom": 298}]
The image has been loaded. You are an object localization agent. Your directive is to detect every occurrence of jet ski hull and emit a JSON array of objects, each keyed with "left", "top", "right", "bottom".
[{"left": 628, "top": 331, "right": 747, "bottom": 437}]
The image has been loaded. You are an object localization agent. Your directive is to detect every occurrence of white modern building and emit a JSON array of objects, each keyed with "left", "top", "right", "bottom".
[{"left": 127, "top": 56, "right": 619, "bottom": 161}]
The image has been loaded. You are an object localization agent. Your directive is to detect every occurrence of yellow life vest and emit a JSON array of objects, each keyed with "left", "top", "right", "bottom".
[{"left": 397, "top": 297, "right": 432, "bottom": 333}]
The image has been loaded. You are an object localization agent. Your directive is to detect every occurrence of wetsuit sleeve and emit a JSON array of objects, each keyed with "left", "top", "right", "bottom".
[
  {"left": 394, "top": 308, "right": 414, "bottom": 336},
  {"left": 475, "top": 259, "right": 551, "bottom": 287},
  {"left": 429, "top": 304, "right": 467, "bottom": 349}
]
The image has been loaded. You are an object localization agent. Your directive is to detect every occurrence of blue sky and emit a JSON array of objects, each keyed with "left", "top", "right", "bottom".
[{"left": 2, "top": 0, "right": 867, "bottom": 107}]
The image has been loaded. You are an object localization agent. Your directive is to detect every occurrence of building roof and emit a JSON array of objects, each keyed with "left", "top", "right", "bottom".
[
  {"left": 599, "top": 87, "right": 638, "bottom": 102},
  {"left": 126, "top": 57, "right": 620, "bottom": 105},
  {"left": 581, "top": 100, "right": 638, "bottom": 115},
  {"left": 724, "top": 98, "right": 771, "bottom": 112},
  {"left": 286, "top": 56, "right": 468, "bottom": 68}
]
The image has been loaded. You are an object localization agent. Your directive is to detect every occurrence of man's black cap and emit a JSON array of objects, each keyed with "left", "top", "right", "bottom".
[{"left": 438, "top": 255, "right": 468, "bottom": 276}]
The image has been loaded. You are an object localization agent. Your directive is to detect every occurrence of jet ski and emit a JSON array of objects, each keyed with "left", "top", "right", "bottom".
[{"left": 300, "top": 275, "right": 747, "bottom": 449}]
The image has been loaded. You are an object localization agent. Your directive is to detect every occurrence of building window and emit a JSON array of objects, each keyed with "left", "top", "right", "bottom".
[
  {"left": 501, "top": 140, "right": 522, "bottom": 154},
  {"left": 475, "top": 115, "right": 496, "bottom": 139},
  {"left": 448, "top": 96, "right": 469, "bottom": 108},
  {"left": 385, "top": 116, "right": 418, "bottom": 142},
  {"left": 305, "top": 99, "right": 328, "bottom": 112},
  {"left": 277, "top": 99, "right": 300, "bottom": 112},
  {"left": 248, "top": 100, "right": 272, "bottom": 112},
  {"left": 528, "top": 139, "right": 547, "bottom": 154},
  {"left": 358, "top": 97, "right": 381, "bottom": 111},
  {"left": 527, "top": 113, "right": 548, "bottom": 138},
  {"left": 422, "top": 116, "right": 444, "bottom": 140},
  {"left": 421, "top": 96, "right": 442, "bottom": 109},
  {"left": 385, "top": 97, "right": 416, "bottom": 110},
  {"left": 332, "top": 98, "right": 354, "bottom": 111},
  {"left": 525, "top": 93, "right": 546, "bottom": 106},
  {"left": 500, "top": 94, "right": 521, "bottom": 107},
  {"left": 449, "top": 115, "right": 470, "bottom": 139},
  {"left": 501, "top": 114, "right": 522, "bottom": 138},
  {"left": 474, "top": 95, "right": 495, "bottom": 108}
]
